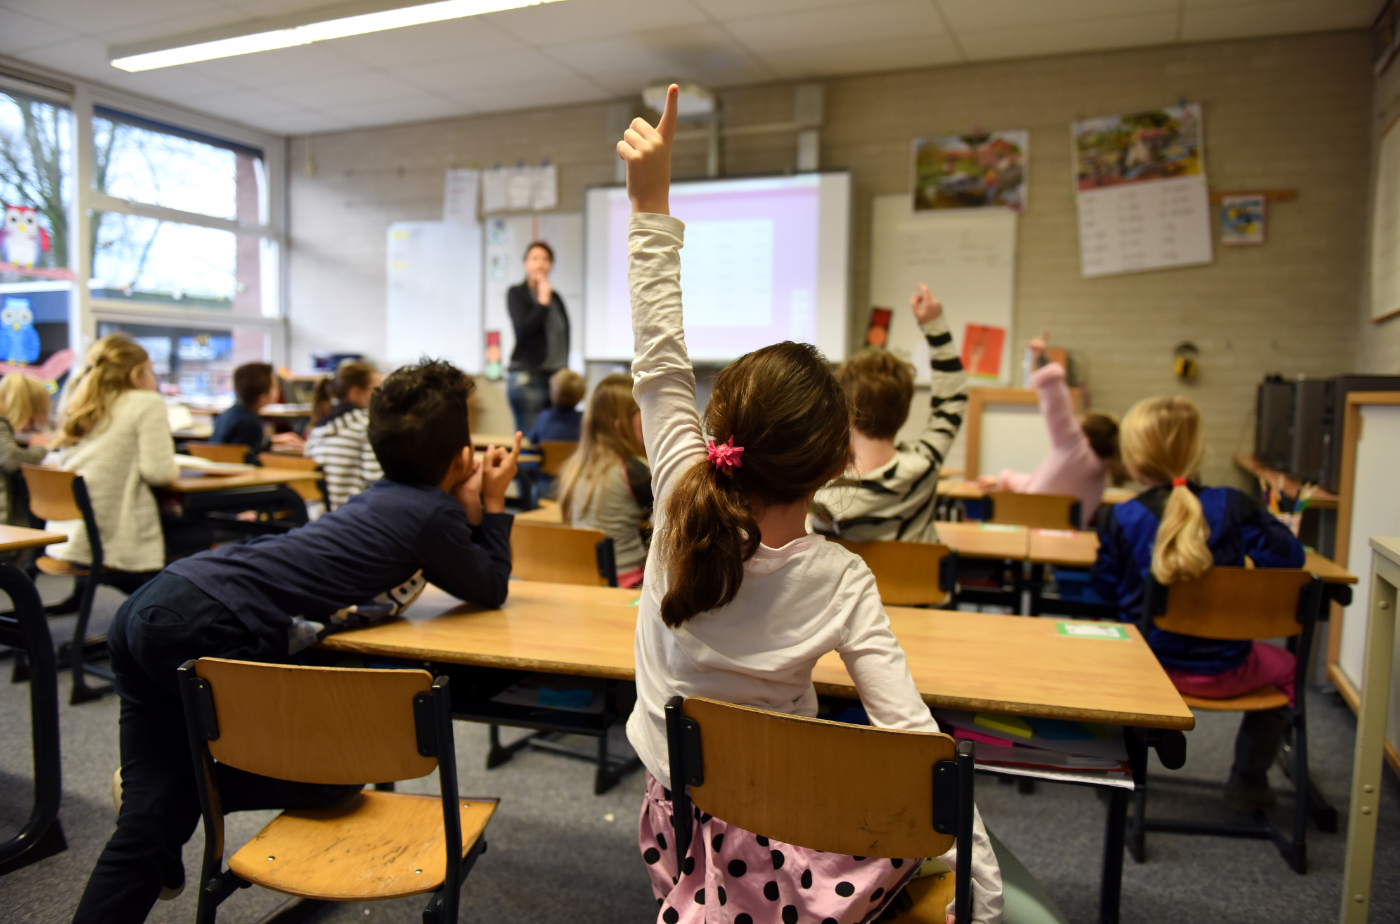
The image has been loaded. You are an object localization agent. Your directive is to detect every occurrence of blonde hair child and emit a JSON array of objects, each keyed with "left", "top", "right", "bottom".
[
  {"left": 45, "top": 335, "right": 179, "bottom": 574},
  {"left": 558, "top": 373, "right": 651, "bottom": 588},
  {"left": 1091, "top": 395, "right": 1305, "bottom": 812},
  {"left": 0, "top": 373, "right": 51, "bottom": 526}
]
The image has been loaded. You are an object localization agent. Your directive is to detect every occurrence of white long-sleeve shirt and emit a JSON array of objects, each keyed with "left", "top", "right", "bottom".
[{"left": 623, "top": 213, "right": 1002, "bottom": 923}]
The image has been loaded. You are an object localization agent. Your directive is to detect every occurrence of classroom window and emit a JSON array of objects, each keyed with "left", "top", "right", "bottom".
[{"left": 97, "top": 320, "right": 269, "bottom": 401}]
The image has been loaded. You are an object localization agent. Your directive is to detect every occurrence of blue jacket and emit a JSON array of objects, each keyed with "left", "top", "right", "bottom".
[
  {"left": 527, "top": 407, "right": 582, "bottom": 445},
  {"left": 1091, "top": 483, "right": 1304, "bottom": 673}
]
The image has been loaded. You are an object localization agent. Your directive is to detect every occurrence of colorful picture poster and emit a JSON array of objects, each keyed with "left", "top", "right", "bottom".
[
  {"left": 962, "top": 324, "right": 1006, "bottom": 380},
  {"left": 1220, "top": 194, "right": 1266, "bottom": 246},
  {"left": 1072, "top": 104, "right": 1203, "bottom": 191},
  {"left": 913, "top": 131, "right": 1028, "bottom": 212}
]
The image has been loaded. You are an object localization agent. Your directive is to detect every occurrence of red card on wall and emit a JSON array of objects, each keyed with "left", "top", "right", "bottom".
[{"left": 961, "top": 324, "right": 1005, "bottom": 380}]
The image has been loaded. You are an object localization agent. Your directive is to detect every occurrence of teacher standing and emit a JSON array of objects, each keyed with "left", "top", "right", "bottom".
[{"left": 507, "top": 240, "right": 570, "bottom": 436}]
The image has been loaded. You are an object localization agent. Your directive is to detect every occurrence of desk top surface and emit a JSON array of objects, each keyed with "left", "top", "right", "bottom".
[
  {"left": 322, "top": 580, "right": 1194, "bottom": 730},
  {"left": 0, "top": 525, "right": 67, "bottom": 551},
  {"left": 937, "top": 481, "right": 1136, "bottom": 507},
  {"left": 1232, "top": 454, "right": 1339, "bottom": 510},
  {"left": 935, "top": 521, "right": 1028, "bottom": 559},
  {"left": 171, "top": 468, "right": 323, "bottom": 493}
]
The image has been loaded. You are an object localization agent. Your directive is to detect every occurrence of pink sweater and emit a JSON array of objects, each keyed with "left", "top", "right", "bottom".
[{"left": 996, "top": 362, "right": 1107, "bottom": 527}]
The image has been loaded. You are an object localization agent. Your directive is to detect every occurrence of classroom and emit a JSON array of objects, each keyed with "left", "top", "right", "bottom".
[{"left": 1, "top": 1, "right": 1399, "bottom": 923}]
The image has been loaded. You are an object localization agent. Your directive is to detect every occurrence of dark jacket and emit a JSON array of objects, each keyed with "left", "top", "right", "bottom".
[
  {"left": 210, "top": 403, "right": 267, "bottom": 463},
  {"left": 1091, "top": 483, "right": 1304, "bottom": 674},
  {"left": 527, "top": 407, "right": 583, "bottom": 445},
  {"left": 507, "top": 282, "right": 569, "bottom": 370}
]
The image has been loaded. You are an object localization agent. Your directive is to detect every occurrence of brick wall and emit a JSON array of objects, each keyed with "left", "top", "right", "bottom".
[{"left": 289, "top": 30, "right": 1371, "bottom": 483}]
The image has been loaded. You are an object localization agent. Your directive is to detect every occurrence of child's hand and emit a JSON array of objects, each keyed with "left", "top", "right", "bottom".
[
  {"left": 910, "top": 283, "right": 943, "bottom": 324},
  {"left": 975, "top": 473, "right": 999, "bottom": 490},
  {"left": 271, "top": 431, "right": 304, "bottom": 450},
  {"left": 617, "top": 83, "right": 677, "bottom": 215},
  {"left": 454, "top": 449, "right": 484, "bottom": 525},
  {"left": 480, "top": 432, "right": 523, "bottom": 514},
  {"left": 27, "top": 432, "right": 48, "bottom": 448}
]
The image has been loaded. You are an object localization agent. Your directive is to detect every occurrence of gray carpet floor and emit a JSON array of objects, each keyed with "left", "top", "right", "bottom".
[{"left": 1, "top": 579, "right": 1398, "bottom": 924}]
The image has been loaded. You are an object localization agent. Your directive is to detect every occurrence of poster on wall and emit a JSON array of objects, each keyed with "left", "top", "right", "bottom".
[
  {"left": 912, "top": 132, "right": 1027, "bottom": 212},
  {"left": 1072, "top": 103, "right": 1213, "bottom": 277},
  {"left": 1219, "top": 194, "right": 1266, "bottom": 246},
  {"left": 481, "top": 163, "right": 558, "bottom": 214}
]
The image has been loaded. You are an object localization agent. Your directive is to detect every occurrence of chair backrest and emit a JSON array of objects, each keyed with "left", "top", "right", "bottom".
[
  {"left": 538, "top": 441, "right": 577, "bottom": 477},
  {"left": 677, "top": 697, "right": 958, "bottom": 858},
  {"left": 510, "top": 521, "right": 616, "bottom": 586},
  {"left": 193, "top": 658, "right": 437, "bottom": 785},
  {"left": 21, "top": 465, "right": 81, "bottom": 522},
  {"left": 258, "top": 452, "right": 324, "bottom": 503},
  {"left": 188, "top": 442, "right": 249, "bottom": 464},
  {"left": 1145, "top": 567, "right": 1321, "bottom": 641},
  {"left": 833, "top": 538, "right": 953, "bottom": 606},
  {"left": 984, "top": 491, "right": 1080, "bottom": 530}
]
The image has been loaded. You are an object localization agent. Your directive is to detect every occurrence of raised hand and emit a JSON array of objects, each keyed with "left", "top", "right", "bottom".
[
  {"left": 910, "top": 283, "right": 944, "bottom": 324},
  {"left": 617, "top": 83, "right": 678, "bottom": 215},
  {"left": 480, "top": 431, "right": 523, "bottom": 514},
  {"left": 536, "top": 273, "right": 553, "bottom": 307}
]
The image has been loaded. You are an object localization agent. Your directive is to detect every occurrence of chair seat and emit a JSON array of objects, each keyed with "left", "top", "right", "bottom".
[
  {"left": 1181, "top": 684, "right": 1289, "bottom": 713},
  {"left": 36, "top": 556, "right": 89, "bottom": 577},
  {"left": 228, "top": 790, "right": 497, "bottom": 900}
]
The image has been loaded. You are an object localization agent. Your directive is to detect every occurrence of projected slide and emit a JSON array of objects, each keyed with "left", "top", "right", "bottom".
[{"left": 584, "top": 173, "right": 850, "bottom": 363}]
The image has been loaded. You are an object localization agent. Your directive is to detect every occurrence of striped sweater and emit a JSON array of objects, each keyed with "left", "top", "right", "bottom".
[
  {"left": 304, "top": 403, "right": 383, "bottom": 511},
  {"left": 811, "top": 313, "right": 968, "bottom": 542}
]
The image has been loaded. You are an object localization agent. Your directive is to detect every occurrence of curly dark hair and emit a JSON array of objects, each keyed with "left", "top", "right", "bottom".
[{"left": 368, "top": 358, "right": 475, "bottom": 486}]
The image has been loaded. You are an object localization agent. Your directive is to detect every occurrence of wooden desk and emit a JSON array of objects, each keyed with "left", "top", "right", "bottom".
[
  {"left": 935, "top": 521, "right": 1028, "bottom": 560},
  {"left": 1233, "top": 453, "right": 1339, "bottom": 510},
  {"left": 259, "top": 403, "right": 313, "bottom": 420},
  {"left": 0, "top": 526, "right": 67, "bottom": 552},
  {"left": 517, "top": 501, "right": 565, "bottom": 524},
  {"left": 937, "top": 480, "right": 1136, "bottom": 507},
  {"left": 474, "top": 433, "right": 533, "bottom": 450},
  {"left": 170, "top": 468, "right": 323, "bottom": 494}
]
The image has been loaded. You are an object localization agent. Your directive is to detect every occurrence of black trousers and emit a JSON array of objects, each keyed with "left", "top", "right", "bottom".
[{"left": 72, "top": 572, "right": 360, "bottom": 924}]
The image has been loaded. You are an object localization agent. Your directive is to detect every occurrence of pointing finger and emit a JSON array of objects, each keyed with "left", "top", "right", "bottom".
[{"left": 657, "top": 83, "right": 678, "bottom": 142}]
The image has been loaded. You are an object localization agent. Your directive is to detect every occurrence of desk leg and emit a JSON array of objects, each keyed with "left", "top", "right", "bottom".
[
  {"left": 1341, "top": 560, "right": 1399, "bottom": 923},
  {"left": 1100, "top": 787, "right": 1128, "bottom": 924}
]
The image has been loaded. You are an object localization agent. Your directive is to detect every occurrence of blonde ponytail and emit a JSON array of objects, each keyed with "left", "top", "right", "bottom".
[
  {"left": 55, "top": 335, "right": 150, "bottom": 447},
  {"left": 1120, "top": 397, "right": 1211, "bottom": 584}
]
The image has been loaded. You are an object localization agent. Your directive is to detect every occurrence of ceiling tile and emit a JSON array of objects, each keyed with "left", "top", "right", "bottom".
[
  {"left": 244, "top": 108, "right": 353, "bottom": 135},
  {"left": 320, "top": 16, "right": 526, "bottom": 67},
  {"left": 448, "top": 74, "right": 612, "bottom": 114},
  {"left": 585, "top": 59, "right": 775, "bottom": 95},
  {"left": 215, "top": 0, "right": 352, "bottom": 17},
  {"left": 546, "top": 23, "right": 763, "bottom": 77},
  {"left": 935, "top": 0, "right": 1179, "bottom": 33},
  {"left": 690, "top": 0, "right": 859, "bottom": 19},
  {"left": 181, "top": 88, "right": 304, "bottom": 123},
  {"left": 957, "top": 11, "right": 1180, "bottom": 62},
  {"left": 725, "top": 0, "right": 946, "bottom": 57},
  {"left": 1181, "top": 0, "right": 1378, "bottom": 41},
  {"left": 485, "top": 0, "right": 710, "bottom": 47},
  {"left": 759, "top": 32, "right": 962, "bottom": 80},
  {"left": 269, "top": 70, "right": 425, "bottom": 108},
  {"left": 1, "top": 0, "right": 232, "bottom": 37},
  {"left": 0, "top": 7, "right": 80, "bottom": 54},
  {"left": 393, "top": 48, "right": 579, "bottom": 93},
  {"left": 322, "top": 93, "right": 472, "bottom": 127},
  {"left": 8, "top": 37, "right": 133, "bottom": 82},
  {"left": 103, "top": 65, "right": 246, "bottom": 103},
  {"left": 181, "top": 42, "right": 367, "bottom": 88}
]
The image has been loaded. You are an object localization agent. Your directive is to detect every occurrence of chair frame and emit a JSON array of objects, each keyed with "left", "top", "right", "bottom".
[
  {"left": 664, "top": 695, "right": 976, "bottom": 924},
  {"left": 1127, "top": 569, "right": 1326, "bottom": 873},
  {"left": 177, "top": 661, "right": 483, "bottom": 924},
  {"left": 510, "top": 521, "right": 618, "bottom": 587},
  {"left": 833, "top": 538, "right": 959, "bottom": 607},
  {"left": 980, "top": 491, "right": 1082, "bottom": 530}
]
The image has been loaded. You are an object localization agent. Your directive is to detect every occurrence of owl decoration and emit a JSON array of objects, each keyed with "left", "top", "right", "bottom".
[
  {"left": 2, "top": 205, "right": 50, "bottom": 269},
  {"left": 0, "top": 298, "right": 41, "bottom": 365}
]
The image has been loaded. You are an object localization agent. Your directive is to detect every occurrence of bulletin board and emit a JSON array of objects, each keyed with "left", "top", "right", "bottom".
[
  {"left": 386, "top": 221, "right": 483, "bottom": 374},
  {"left": 1371, "top": 116, "right": 1400, "bottom": 322},
  {"left": 868, "top": 195, "right": 1016, "bottom": 384},
  {"left": 963, "top": 387, "right": 1083, "bottom": 479},
  {"left": 482, "top": 212, "right": 584, "bottom": 373}
]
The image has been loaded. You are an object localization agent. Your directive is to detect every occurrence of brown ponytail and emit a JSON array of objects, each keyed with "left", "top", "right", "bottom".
[
  {"left": 1081, "top": 410, "right": 1129, "bottom": 486},
  {"left": 313, "top": 361, "right": 378, "bottom": 424},
  {"left": 1119, "top": 397, "right": 1213, "bottom": 584},
  {"left": 658, "top": 342, "right": 851, "bottom": 627},
  {"left": 311, "top": 378, "right": 334, "bottom": 425}
]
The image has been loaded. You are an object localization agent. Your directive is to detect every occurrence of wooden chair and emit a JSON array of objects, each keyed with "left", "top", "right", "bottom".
[
  {"left": 186, "top": 442, "right": 249, "bottom": 464},
  {"left": 537, "top": 441, "right": 577, "bottom": 478},
  {"left": 258, "top": 452, "right": 326, "bottom": 506},
  {"left": 982, "top": 491, "right": 1081, "bottom": 530},
  {"left": 177, "top": 658, "right": 497, "bottom": 923},
  {"left": 833, "top": 538, "right": 956, "bottom": 606},
  {"left": 22, "top": 465, "right": 123, "bottom": 704},
  {"left": 1128, "top": 567, "right": 1326, "bottom": 873},
  {"left": 509, "top": 522, "right": 616, "bottom": 587},
  {"left": 664, "top": 696, "right": 979, "bottom": 923}
]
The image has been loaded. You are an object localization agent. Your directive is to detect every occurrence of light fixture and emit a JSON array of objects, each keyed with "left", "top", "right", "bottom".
[{"left": 110, "top": 0, "right": 563, "bottom": 72}]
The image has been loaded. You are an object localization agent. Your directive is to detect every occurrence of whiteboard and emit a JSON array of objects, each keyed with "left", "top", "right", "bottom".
[
  {"left": 978, "top": 404, "right": 1054, "bottom": 478},
  {"left": 1338, "top": 403, "right": 1400, "bottom": 754},
  {"left": 869, "top": 196, "right": 1016, "bottom": 384},
  {"left": 483, "top": 212, "right": 584, "bottom": 373},
  {"left": 386, "top": 221, "right": 482, "bottom": 374},
  {"left": 1372, "top": 118, "right": 1400, "bottom": 320}
]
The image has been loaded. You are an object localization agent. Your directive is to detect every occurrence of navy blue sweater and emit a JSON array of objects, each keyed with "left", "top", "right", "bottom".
[
  {"left": 210, "top": 403, "right": 267, "bottom": 463},
  {"left": 1090, "top": 483, "right": 1304, "bottom": 673},
  {"left": 167, "top": 480, "right": 512, "bottom": 652}
]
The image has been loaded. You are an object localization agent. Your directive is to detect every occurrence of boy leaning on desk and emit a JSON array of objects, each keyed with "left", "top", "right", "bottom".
[{"left": 71, "top": 358, "right": 522, "bottom": 924}]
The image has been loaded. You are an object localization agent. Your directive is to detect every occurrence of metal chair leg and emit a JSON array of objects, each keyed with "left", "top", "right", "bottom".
[
  {"left": 69, "top": 576, "right": 112, "bottom": 704},
  {"left": 1127, "top": 784, "right": 1147, "bottom": 863}
]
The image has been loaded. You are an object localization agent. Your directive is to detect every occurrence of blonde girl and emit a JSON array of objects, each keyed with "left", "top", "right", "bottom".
[
  {"left": 0, "top": 373, "right": 51, "bottom": 524},
  {"left": 47, "top": 335, "right": 179, "bottom": 576},
  {"left": 1090, "top": 396, "right": 1304, "bottom": 812},
  {"left": 305, "top": 361, "right": 384, "bottom": 510},
  {"left": 557, "top": 373, "right": 652, "bottom": 588},
  {"left": 617, "top": 86, "right": 1003, "bottom": 924}
]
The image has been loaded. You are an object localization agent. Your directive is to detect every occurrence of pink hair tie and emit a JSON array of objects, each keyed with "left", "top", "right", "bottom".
[{"left": 706, "top": 436, "right": 744, "bottom": 475}]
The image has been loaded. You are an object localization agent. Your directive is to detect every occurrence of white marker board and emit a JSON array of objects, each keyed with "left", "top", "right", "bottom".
[
  {"left": 869, "top": 196, "right": 1016, "bottom": 384},
  {"left": 482, "top": 212, "right": 584, "bottom": 373},
  {"left": 386, "top": 221, "right": 482, "bottom": 373}
]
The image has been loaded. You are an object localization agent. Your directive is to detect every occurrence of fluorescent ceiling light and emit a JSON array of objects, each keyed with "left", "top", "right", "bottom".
[{"left": 111, "top": 0, "right": 562, "bottom": 72}]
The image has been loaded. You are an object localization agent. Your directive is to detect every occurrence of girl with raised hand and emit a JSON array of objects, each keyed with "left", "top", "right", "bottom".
[{"left": 618, "top": 85, "right": 1002, "bottom": 924}]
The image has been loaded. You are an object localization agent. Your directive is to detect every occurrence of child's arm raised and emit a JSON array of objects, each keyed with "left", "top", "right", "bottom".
[
  {"left": 908, "top": 284, "right": 968, "bottom": 470},
  {"left": 618, "top": 86, "right": 705, "bottom": 507}
]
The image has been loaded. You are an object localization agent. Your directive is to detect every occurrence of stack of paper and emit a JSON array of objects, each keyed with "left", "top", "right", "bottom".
[{"left": 933, "top": 709, "right": 1132, "bottom": 788}]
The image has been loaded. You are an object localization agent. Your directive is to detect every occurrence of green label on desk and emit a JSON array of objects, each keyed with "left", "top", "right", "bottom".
[
  {"left": 630, "top": 596, "right": 642, "bottom": 607},
  {"left": 979, "top": 523, "right": 1022, "bottom": 532},
  {"left": 1057, "top": 621, "right": 1128, "bottom": 640}
]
